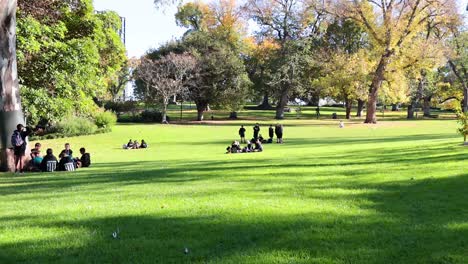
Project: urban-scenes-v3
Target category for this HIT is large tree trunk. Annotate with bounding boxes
[161,98,168,124]
[345,99,352,119]
[463,87,468,113]
[1,0,25,172]
[258,93,272,109]
[423,96,431,117]
[195,102,207,121]
[356,99,364,117]
[407,102,416,119]
[275,88,289,119]
[365,51,393,124]
[448,60,468,113]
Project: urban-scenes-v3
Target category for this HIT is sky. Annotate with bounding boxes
[93,0,186,58]
[94,0,467,58]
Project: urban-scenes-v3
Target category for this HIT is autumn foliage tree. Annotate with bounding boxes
[326,0,459,123]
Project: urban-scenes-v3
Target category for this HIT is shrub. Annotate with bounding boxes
[104,101,139,115]
[56,117,97,137]
[95,111,117,129]
[140,110,170,123]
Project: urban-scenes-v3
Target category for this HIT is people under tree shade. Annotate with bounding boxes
[11,124,32,173]
[269,125,274,141]
[316,106,320,119]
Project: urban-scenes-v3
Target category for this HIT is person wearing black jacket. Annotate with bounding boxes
[238,125,246,143]
[268,125,274,141]
[253,123,260,140]
[40,148,58,172]
[77,148,91,168]
[11,124,32,173]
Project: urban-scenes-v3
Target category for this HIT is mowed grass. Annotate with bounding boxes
[0,118,467,263]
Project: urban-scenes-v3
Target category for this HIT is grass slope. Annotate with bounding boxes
[0,119,467,263]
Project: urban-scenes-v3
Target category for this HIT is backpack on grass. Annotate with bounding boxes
[11,131,24,147]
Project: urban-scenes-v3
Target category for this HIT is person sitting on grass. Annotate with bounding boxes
[132,140,140,149]
[30,142,42,159]
[59,143,73,159]
[226,141,241,154]
[126,139,133,149]
[28,150,43,172]
[231,141,241,153]
[58,143,74,170]
[339,121,345,128]
[76,148,91,168]
[140,140,148,149]
[241,140,255,153]
[254,139,263,152]
[40,148,58,172]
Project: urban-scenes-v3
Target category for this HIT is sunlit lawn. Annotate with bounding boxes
[0,112,467,263]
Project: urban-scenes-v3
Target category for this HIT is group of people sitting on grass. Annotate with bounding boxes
[29,142,91,172]
[226,138,263,154]
[11,124,90,173]
[238,123,284,144]
[123,139,148,149]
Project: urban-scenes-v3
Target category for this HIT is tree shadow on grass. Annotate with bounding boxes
[1,174,468,263]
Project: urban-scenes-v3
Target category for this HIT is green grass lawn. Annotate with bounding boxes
[0,117,467,263]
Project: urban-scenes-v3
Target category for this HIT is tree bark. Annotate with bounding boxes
[345,99,352,119]
[356,99,364,117]
[423,96,431,117]
[196,102,207,121]
[161,98,168,124]
[365,50,393,124]
[258,93,272,109]
[275,88,289,119]
[448,60,468,113]
[1,0,25,172]
[464,87,468,113]
[407,102,415,119]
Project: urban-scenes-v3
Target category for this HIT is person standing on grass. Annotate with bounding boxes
[275,124,284,144]
[11,124,32,173]
[268,125,274,142]
[316,106,320,119]
[253,123,260,140]
[239,125,246,143]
